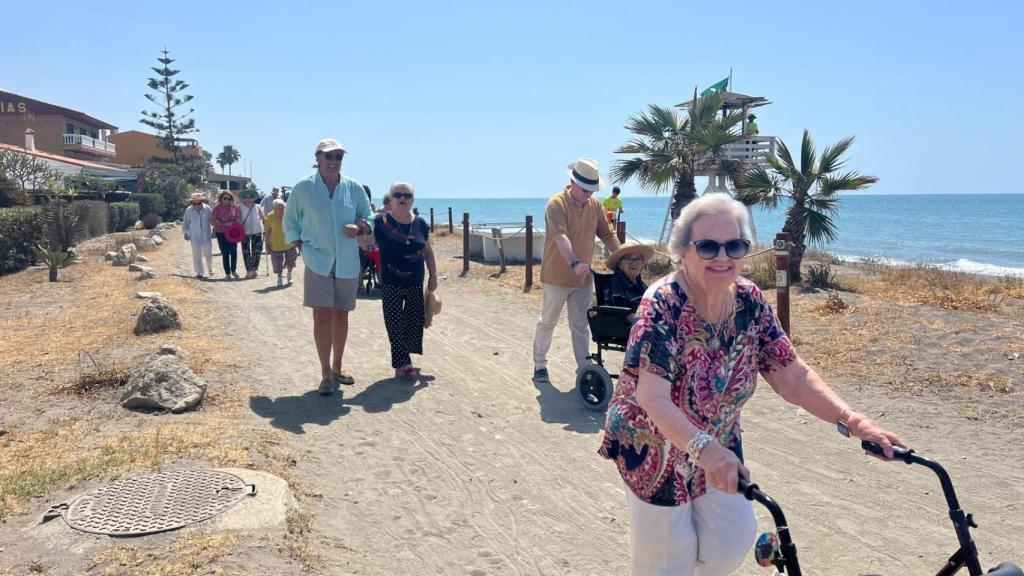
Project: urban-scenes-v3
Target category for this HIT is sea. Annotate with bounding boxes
[409,194,1024,277]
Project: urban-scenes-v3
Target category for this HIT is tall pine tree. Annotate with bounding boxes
[140,48,197,162]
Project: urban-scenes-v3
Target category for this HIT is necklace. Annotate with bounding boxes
[392,214,414,245]
[681,270,733,350]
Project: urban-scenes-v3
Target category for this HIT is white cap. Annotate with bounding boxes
[315,138,345,154]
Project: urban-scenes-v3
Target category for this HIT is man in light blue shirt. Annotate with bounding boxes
[284,138,372,395]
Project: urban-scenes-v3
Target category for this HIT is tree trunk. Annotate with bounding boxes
[670,168,697,221]
[782,214,807,283]
[48,265,58,282]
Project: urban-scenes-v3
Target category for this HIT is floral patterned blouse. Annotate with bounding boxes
[598,275,796,506]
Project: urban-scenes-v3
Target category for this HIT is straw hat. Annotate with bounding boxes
[189,192,206,202]
[566,158,605,192]
[606,242,655,270]
[424,289,442,328]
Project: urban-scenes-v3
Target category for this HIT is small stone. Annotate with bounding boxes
[157,344,188,359]
[111,243,137,266]
[135,291,163,300]
[138,270,157,280]
[135,255,149,262]
[152,235,164,246]
[121,351,205,412]
[134,298,180,335]
[104,251,117,261]
[128,264,154,273]
[136,237,158,251]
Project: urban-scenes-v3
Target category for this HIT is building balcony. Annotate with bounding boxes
[63,133,116,157]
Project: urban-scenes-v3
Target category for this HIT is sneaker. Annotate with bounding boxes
[231,271,240,279]
[532,368,550,383]
[195,273,204,279]
[287,270,293,283]
[277,274,283,287]
[318,378,334,395]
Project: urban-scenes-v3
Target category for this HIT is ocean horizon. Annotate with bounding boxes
[403,193,1024,277]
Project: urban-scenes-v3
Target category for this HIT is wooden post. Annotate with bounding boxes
[774,232,791,335]
[429,208,435,233]
[616,220,626,245]
[524,215,533,292]
[461,212,470,276]
[447,207,453,234]
[492,227,506,274]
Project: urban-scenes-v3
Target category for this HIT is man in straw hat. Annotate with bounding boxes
[284,138,373,395]
[532,158,621,384]
[182,191,214,278]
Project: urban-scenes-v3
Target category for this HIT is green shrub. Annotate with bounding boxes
[0,207,44,275]
[0,176,31,208]
[805,262,837,289]
[132,193,165,222]
[72,200,109,240]
[141,212,161,229]
[108,202,140,233]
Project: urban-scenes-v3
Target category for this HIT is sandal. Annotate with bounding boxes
[332,369,355,386]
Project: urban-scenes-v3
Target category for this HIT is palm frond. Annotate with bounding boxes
[735,167,786,209]
[796,204,839,245]
[817,136,855,175]
[820,171,879,193]
[799,129,817,180]
[773,138,799,175]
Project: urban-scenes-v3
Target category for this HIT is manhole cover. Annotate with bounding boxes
[54,469,256,536]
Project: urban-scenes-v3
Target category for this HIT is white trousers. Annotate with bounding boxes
[190,238,213,276]
[627,486,757,576]
[532,277,593,370]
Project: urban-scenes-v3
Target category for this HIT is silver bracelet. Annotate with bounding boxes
[686,431,716,463]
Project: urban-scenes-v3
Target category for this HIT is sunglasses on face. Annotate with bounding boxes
[392,192,413,200]
[221,196,233,202]
[691,238,751,260]
[320,152,344,161]
[621,255,645,263]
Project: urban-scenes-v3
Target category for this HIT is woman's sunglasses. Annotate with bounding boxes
[321,152,344,161]
[691,238,750,260]
[392,192,413,200]
[220,196,234,202]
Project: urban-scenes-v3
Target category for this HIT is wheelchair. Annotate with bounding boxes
[359,246,381,295]
[574,271,634,412]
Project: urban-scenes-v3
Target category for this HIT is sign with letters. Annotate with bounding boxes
[0,101,28,114]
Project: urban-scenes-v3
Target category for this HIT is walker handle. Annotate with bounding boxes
[861,440,913,462]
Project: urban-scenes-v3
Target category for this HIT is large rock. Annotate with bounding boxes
[151,235,164,246]
[104,251,117,262]
[133,297,181,335]
[111,243,137,266]
[136,237,158,251]
[120,347,205,412]
[148,228,166,239]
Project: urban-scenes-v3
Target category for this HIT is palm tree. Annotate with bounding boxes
[217,145,240,177]
[735,130,878,282]
[611,91,744,222]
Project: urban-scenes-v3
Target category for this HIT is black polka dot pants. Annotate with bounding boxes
[381,284,425,369]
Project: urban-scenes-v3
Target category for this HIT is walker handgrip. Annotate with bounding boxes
[861,440,913,461]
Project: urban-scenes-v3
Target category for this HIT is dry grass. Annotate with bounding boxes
[840,261,1019,313]
[817,291,851,315]
[87,533,238,576]
[0,241,211,372]
[0,419,251,520]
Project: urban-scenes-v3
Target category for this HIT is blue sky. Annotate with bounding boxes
[3,1,1022,198]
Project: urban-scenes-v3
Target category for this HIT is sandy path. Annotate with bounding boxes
[188,240,1023,575]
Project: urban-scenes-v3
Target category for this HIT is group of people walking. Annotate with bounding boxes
[182,186,296,285]
[184,142,907,576]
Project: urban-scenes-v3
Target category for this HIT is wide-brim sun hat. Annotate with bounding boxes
[241,188,259,200]
[315,138,346,155]
[424,289,442,329]
[566,158,605,192]
[189,192,206,202]
[606,242,655,270]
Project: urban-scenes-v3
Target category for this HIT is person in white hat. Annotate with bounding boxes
[531,158,622,384]
[283,137,374,395]
[182,192,214,278]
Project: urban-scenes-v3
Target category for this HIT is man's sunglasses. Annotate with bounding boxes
[392,192,413,200]
[321,152,344,161]
[691,238,751,260]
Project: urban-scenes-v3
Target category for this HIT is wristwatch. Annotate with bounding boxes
[569,258,581,269]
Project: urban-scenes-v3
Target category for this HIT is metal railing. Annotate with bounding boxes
[62,133,116,153]
[722,135,775,166]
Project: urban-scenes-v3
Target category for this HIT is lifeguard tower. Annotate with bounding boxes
[655,88,777,244]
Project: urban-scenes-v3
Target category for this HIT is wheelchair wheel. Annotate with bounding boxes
[575,365,613,412]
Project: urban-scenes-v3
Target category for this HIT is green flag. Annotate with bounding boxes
[700,77,729,96]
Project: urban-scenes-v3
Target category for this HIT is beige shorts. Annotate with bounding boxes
[303,266,358,310]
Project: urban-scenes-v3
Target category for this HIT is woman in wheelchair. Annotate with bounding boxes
[603,242,654,321]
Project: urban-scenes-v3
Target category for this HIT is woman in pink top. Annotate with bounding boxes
[210,191,242,279]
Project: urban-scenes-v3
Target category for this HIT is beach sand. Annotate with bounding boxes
[0,233,1021,575]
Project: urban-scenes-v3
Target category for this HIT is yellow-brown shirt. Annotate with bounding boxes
[541,186,617,288]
